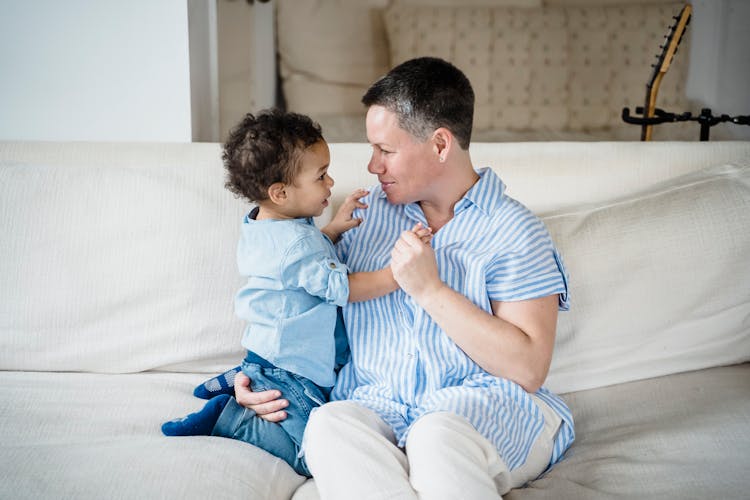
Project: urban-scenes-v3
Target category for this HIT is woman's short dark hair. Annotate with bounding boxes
[361,57,474,149]
[222,109,323,203]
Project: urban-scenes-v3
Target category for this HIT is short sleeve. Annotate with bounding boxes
[486,218,569,310]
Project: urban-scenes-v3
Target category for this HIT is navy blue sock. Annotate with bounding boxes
[193,366,241,399]
[162,394,231,436]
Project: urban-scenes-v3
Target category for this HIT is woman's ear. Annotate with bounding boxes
[267,182,287,205]
[432,127,452,163]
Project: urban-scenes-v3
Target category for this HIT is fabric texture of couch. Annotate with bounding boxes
[1,140,749,499]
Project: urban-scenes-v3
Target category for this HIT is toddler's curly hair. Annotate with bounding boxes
[222,109,324,203]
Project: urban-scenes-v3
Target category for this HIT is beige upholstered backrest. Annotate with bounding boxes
[384,3,688,132]
[276,0,690,140]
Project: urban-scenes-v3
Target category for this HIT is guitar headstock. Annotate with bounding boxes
[647,4,692,89]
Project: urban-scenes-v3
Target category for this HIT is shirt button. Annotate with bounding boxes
[329,262,336,269]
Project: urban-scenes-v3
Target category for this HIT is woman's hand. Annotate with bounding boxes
[234,372,289,422]
[390,223,440,300]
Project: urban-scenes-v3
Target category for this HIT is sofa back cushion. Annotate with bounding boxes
[316,144,750,394]
[0,143,248,373]
[542,162,750,393]
[2,141,749,390]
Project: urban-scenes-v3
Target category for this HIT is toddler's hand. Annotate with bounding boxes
[333,188,369,229]
[411,222,433,245]
[322,188,370,243]
[338,188,369,218]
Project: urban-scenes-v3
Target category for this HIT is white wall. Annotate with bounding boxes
[0,0,192,142]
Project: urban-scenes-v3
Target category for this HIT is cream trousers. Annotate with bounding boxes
[296,397,561,500]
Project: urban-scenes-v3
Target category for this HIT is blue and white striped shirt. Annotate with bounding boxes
[331,168,574,469]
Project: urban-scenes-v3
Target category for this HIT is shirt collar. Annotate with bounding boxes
[461,167,506,217]
[243,206,315,226]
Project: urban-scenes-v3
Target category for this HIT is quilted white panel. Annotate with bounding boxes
[383,2,689,132]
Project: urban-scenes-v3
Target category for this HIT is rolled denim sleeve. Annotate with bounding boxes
[281,236,350,307]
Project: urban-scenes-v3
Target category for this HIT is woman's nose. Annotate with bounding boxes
[367,155,383,174]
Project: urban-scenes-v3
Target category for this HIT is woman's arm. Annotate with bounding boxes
[390,230,558,393]
[234,372,289,422]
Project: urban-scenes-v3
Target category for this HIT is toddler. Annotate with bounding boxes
[161,109,429,476]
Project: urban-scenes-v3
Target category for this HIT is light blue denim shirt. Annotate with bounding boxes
[235,208,350,388]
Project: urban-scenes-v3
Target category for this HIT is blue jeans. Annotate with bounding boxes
[211,352,329,477]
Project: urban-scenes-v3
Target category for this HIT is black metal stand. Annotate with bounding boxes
[622,106,750,141]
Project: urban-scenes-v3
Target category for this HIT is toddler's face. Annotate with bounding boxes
[284,140,334,218]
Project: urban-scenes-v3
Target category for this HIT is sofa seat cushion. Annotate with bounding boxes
[4,366,745,500]
[289,363,750,500]
[0,371,306,499]
[513,363,750,499]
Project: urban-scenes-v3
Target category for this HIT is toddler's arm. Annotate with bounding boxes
[321,188,369,243]
[348,223,432,302]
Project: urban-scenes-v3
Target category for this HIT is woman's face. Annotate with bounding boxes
[365,105,438,205]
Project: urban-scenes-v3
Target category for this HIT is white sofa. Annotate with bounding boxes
[1,140,749,499]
